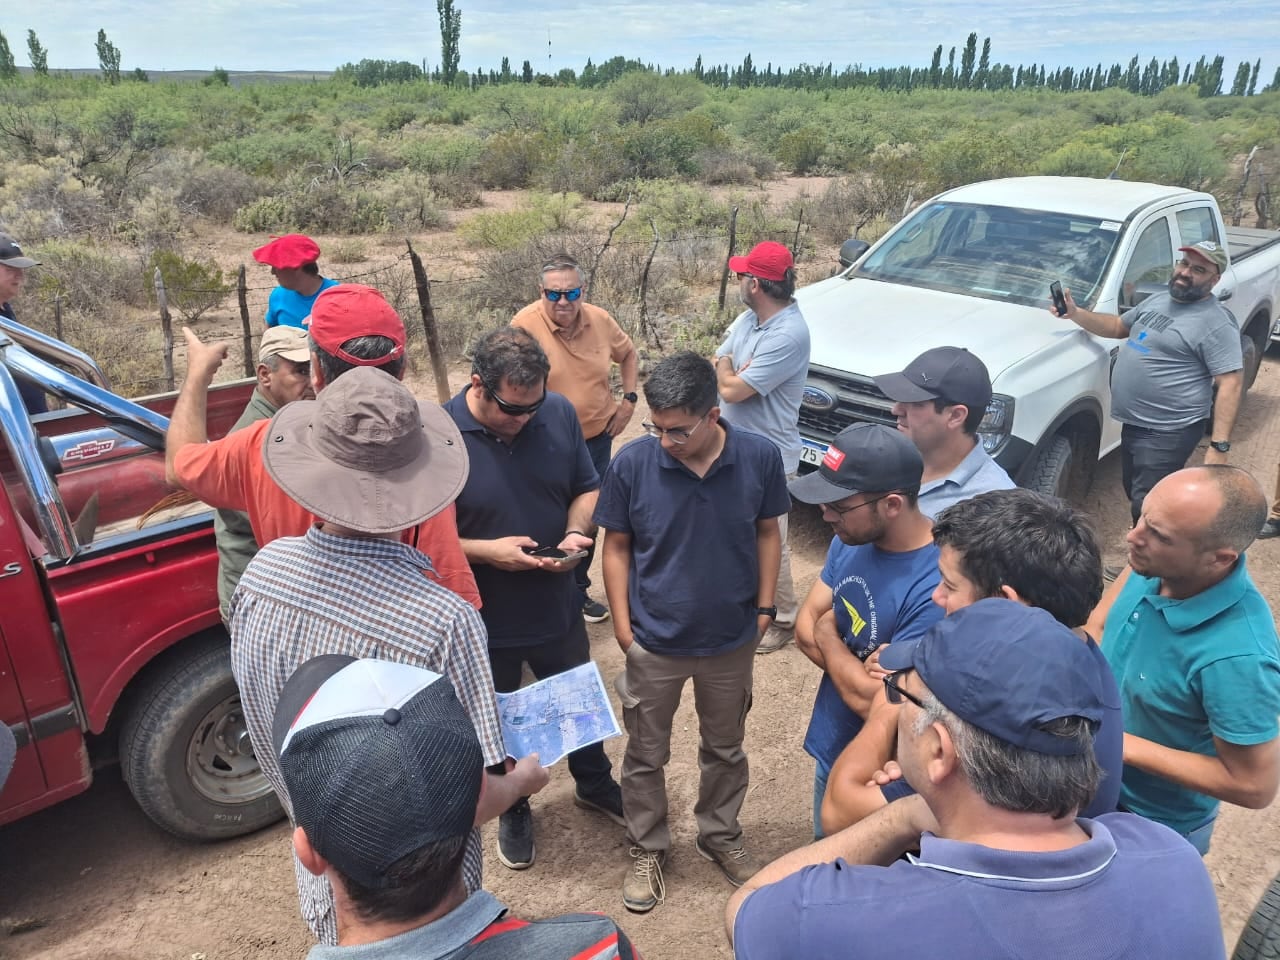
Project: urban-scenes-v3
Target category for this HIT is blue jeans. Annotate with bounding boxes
[812,763,830,840]
[577,432,614,602]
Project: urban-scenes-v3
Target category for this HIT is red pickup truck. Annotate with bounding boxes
[0,317,282,839]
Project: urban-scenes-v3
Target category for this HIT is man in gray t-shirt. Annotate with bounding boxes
[716,241,811,654]
[1055,240,1243,523]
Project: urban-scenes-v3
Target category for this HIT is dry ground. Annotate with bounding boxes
[3,177,1280,957]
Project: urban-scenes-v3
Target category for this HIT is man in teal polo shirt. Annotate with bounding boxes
[1093,464,1280,853]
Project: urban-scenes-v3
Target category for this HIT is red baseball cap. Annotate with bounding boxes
[253,234,321,270]
[727,241,794,282]
[305,285,406,366]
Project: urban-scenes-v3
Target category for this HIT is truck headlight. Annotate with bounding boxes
[978,395,1013,454]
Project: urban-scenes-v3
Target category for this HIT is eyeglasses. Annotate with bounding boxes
[883,671,926,709]
[543,287,583,303]
[481,377,546,417]
[641,414,708,445]
[824,493,893,516]
[1175,258,1217,279]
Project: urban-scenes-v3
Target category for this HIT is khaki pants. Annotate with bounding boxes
[614,637,757,854]
[776,502,798,627]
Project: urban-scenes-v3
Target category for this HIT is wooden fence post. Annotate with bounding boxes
[154,267,174,391]
[237,265,253,377]
[405,240,451,404]
[53,296,63,342]
[793,206,805,258]
[636,218,664,351]
[718,205,739,312]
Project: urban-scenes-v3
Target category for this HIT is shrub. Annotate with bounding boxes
[147,249,232,322]
[28,237,149,313]
[326,238,370,264]
[477,130,551,189]
[776,126,828,175]
[457,192,587,250]
[0,158,112,241]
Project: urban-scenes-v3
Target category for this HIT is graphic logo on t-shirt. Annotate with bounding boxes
[841,595,867,637]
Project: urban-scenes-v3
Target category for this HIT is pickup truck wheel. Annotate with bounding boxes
[1025,433,1073,500]
[119,639,282,841]
[1233,870,1280,959]
[1241,327,1264,391]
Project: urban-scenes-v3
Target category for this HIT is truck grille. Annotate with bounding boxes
[797,367,897,445]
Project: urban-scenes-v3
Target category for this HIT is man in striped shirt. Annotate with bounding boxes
[229,367,548,945]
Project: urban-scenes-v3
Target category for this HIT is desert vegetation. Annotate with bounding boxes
[0,53,1277,393]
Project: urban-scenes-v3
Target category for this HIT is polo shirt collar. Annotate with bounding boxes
[537,300,591,337]
[303,524,436,575]
[909,818,1118,884]
[248,388,279,421]
[306,890,507,960]
[923,439,985,493]
[1140,555,1252,632]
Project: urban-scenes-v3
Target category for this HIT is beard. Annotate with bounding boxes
[1168,275,1214,303]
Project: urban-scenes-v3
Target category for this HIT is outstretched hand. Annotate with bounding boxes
[181,327,229,382]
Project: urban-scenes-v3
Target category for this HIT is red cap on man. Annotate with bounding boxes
[253,234,321,270]
[728,241,794,282]
[305,285,406,367]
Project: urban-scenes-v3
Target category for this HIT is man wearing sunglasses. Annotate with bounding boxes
[444,326,623,872]
[715,241,811,656]
[1053,239,1243,528]
[787,423,943,839]
[727,601,1225,960]
[513,253,639,625]
[594,352,789,913]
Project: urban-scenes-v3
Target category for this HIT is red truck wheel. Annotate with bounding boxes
[119,636,283,841]
[1235,871,1280,959]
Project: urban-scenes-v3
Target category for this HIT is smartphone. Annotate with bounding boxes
[1049,281,1068,316]
[523,545,588,563]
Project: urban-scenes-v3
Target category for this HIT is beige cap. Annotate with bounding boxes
[259,326,312,364]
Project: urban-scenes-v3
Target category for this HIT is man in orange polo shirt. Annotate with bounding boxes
[513,253,638,623]
[165,284,479,608]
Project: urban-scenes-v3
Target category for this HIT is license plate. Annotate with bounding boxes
[799,440,827,466]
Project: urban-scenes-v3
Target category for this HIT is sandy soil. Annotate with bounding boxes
[4,177,1280,958]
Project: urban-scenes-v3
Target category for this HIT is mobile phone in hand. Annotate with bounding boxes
[523,545,588,563]
[1050,281,1068,316]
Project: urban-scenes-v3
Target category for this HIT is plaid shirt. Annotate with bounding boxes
[229,525,504,945]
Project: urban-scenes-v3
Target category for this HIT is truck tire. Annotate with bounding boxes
[1241,324,1265,391]
[1025,433,1073,500]
[1233,871,1280,959]
[119,638,282,841]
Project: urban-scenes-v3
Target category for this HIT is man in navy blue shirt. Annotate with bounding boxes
[444,327,622,873]
[727,602,1226,960]
[787,423,943,838]
[594,351,789,913]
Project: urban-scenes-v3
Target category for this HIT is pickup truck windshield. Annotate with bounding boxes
[854,201,1119,308]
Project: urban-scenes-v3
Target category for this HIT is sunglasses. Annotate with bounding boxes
[883,670,926,709]
[543,287,583,303]
[481,377,546,417]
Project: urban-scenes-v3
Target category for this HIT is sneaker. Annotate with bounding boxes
[695,836,761,887]
[1260,518,1280,540]
[756,623,793,655]
[574,784,626,826]
[583,596,611,623]
[497,798,535,870]
[622,846,666,913]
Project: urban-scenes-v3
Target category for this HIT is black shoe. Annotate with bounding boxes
[497,798,535,870]
[582,597,610,623]
[574,783,625,826]
[1260,519,1280,540]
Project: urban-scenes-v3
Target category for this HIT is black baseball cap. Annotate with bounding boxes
[788,422,924,505]
[0,234,39,269]
[873,346,993,414]
[879,599,1106,756]
[274,656,483,888]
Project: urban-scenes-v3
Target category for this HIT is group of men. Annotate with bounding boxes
[152,234,1280,958]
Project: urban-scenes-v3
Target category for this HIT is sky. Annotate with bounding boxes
[8,0,1280,84]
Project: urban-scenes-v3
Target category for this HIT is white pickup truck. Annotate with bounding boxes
[794,176,1280,498]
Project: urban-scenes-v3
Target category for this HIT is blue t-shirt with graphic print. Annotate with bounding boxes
[803,538,943,773]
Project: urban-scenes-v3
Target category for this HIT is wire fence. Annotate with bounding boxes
[22,211,849,399]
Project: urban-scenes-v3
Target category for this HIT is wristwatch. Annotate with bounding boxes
[1210,440,1231,453]
[622,391,638,404]
[755,606,778,620]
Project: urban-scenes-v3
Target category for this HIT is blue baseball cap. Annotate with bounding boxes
[878,599,1105,756]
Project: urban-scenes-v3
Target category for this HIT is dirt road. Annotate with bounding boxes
[4,359,1280,959]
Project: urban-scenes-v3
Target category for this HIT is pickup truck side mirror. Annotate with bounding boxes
[838,239,871,269]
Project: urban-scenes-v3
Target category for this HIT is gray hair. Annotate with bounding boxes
[914,694,1100,819]
[310,335,405,383]
[540,252,584,287]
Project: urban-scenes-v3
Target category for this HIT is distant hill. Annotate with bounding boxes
[20,67,333,85]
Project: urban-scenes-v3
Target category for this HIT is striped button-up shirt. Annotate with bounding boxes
[229,525,504,945]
